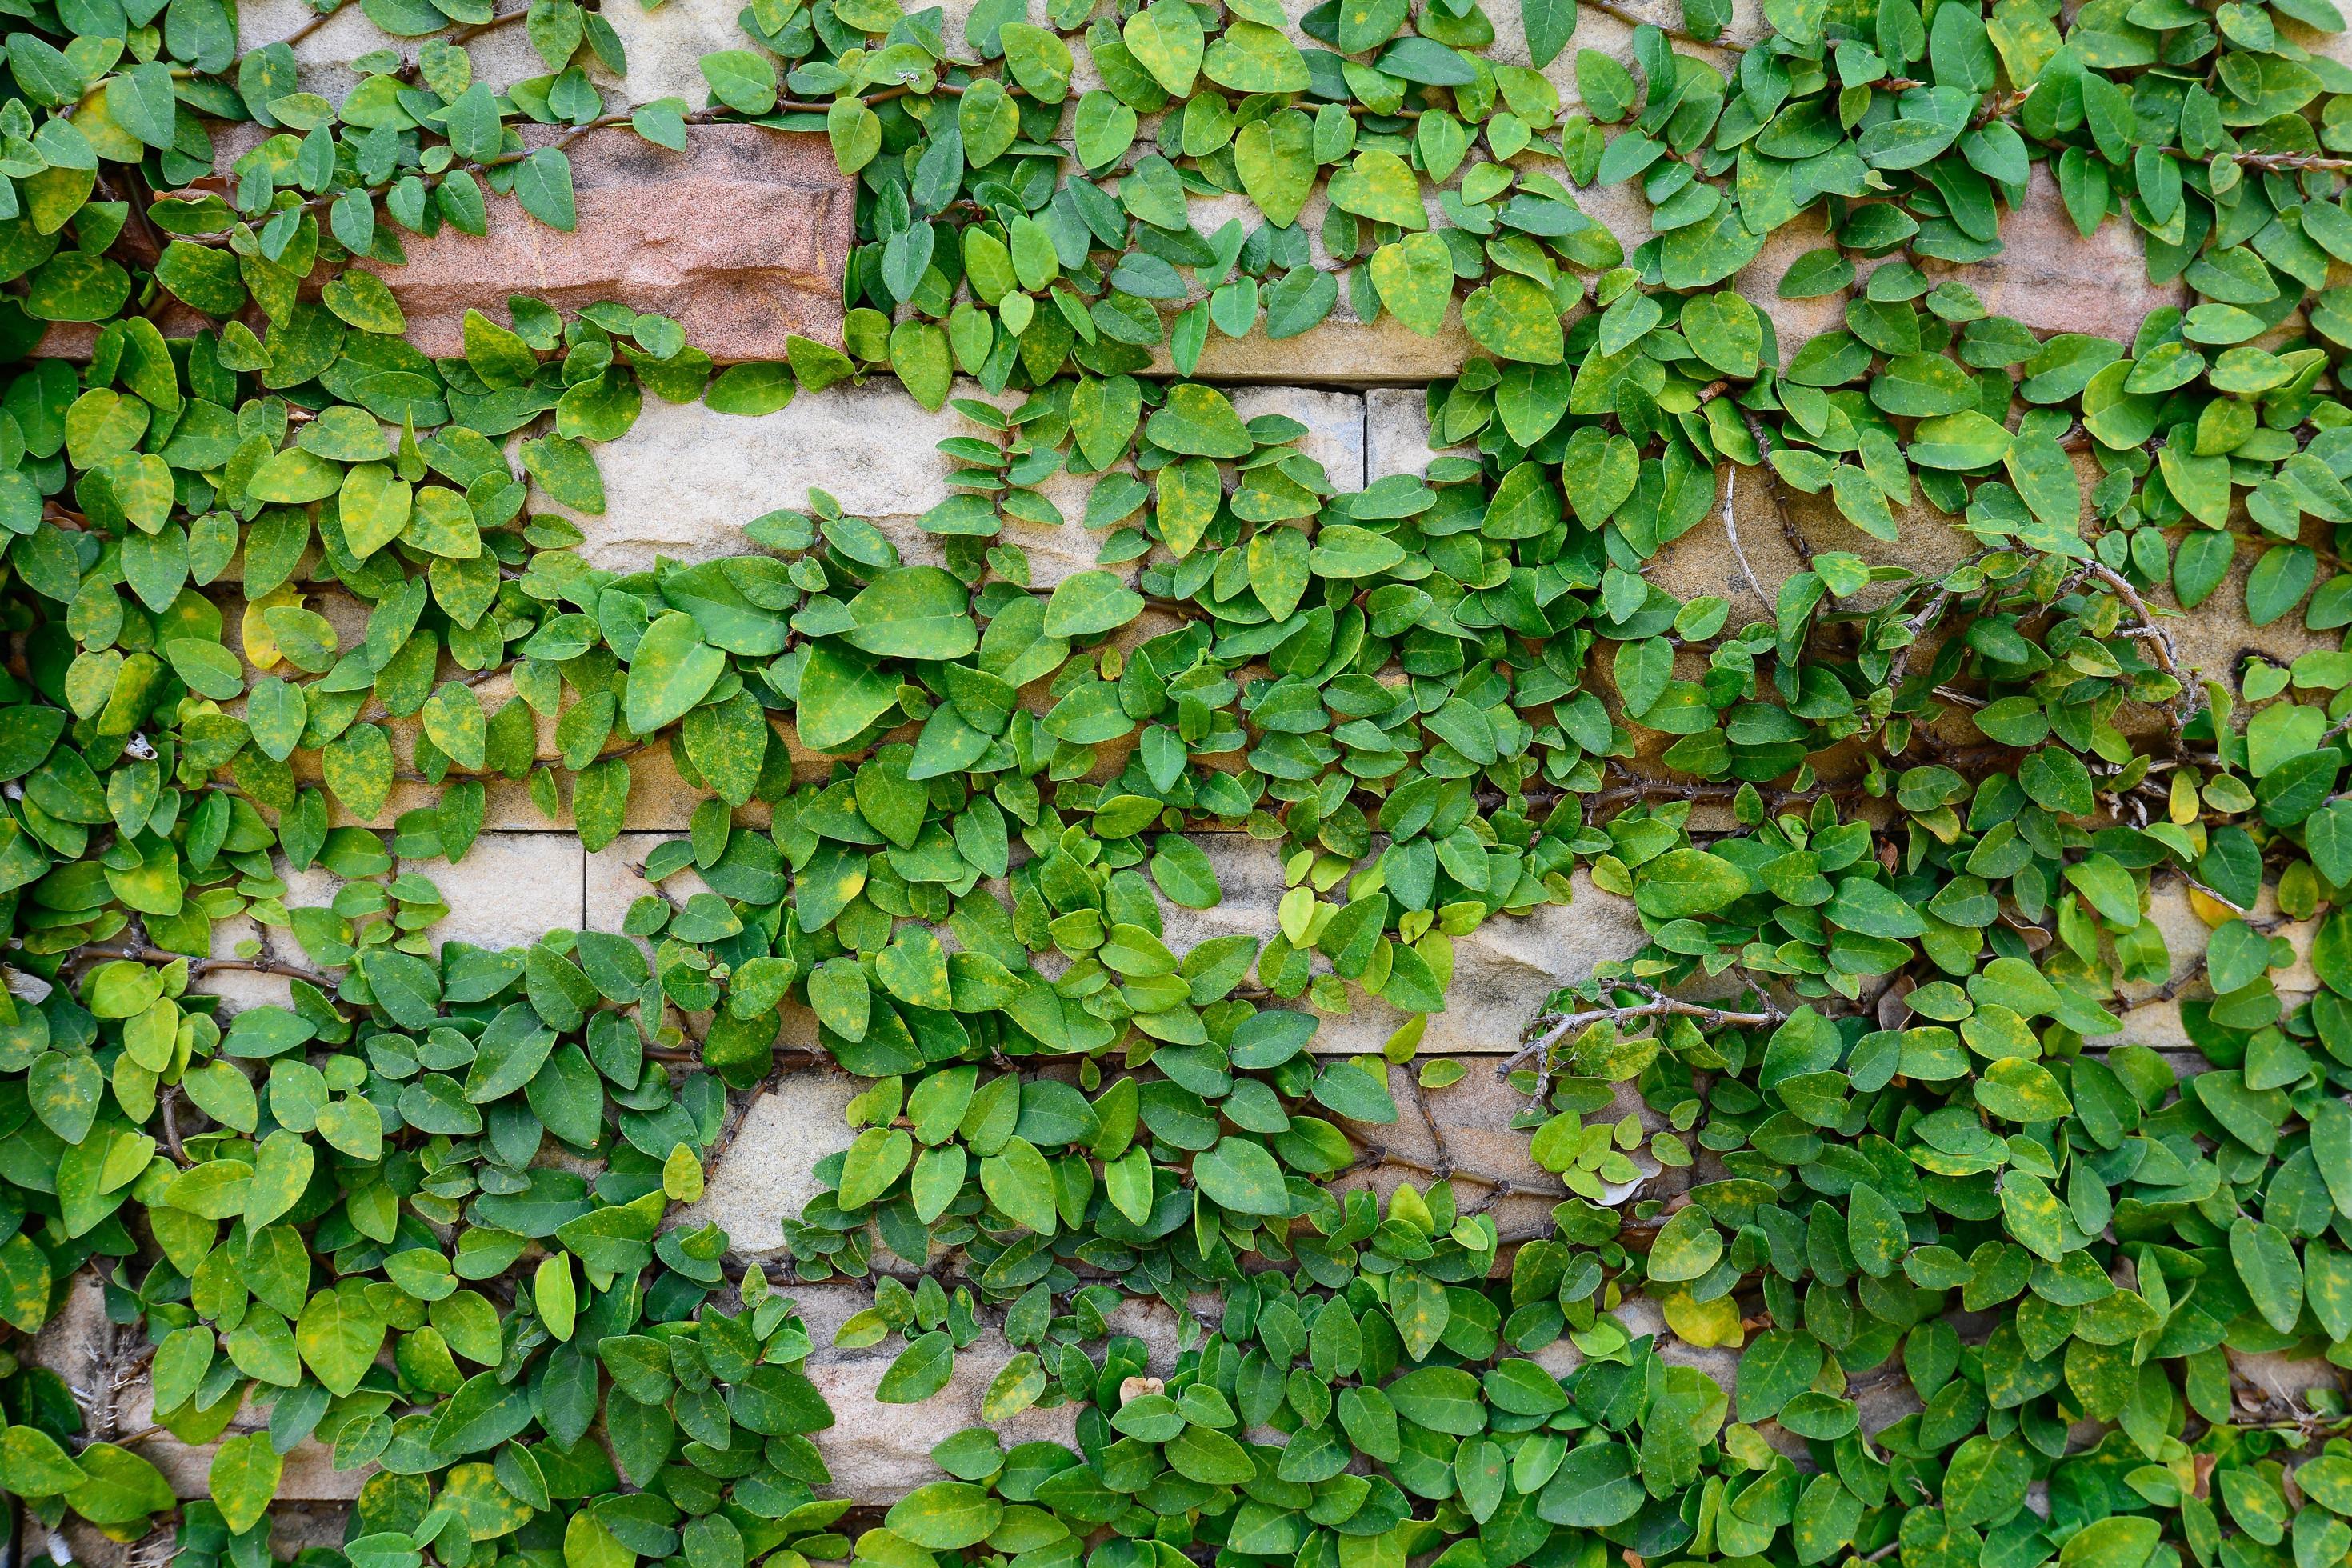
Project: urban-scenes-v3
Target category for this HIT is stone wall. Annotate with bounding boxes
[38,0,2351,1546]
[137,197,2325,1546]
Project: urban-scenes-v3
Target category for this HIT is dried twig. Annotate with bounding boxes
[1717,462,1771,613]
[1499,986,1785,1088]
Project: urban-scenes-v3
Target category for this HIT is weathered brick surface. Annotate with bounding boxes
[361,126,851,362]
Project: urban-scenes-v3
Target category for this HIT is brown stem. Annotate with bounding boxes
[69,945,337,986]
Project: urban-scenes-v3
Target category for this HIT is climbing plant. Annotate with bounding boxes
[12,4,2352,1568]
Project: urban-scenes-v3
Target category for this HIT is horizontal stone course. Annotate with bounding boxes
[538,378,1366,575]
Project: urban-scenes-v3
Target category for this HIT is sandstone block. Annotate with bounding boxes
[362,126,851,364]
[1921,164,2189,346]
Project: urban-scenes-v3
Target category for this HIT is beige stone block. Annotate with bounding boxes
[682,1067,858,1262]
[586,830,714,932]
[1922,164,2190,346]
[2088,881,2321,1054]
[789,1283,1186,1499]
[361,126,851,364]
[194,855,344,1016]
[1365,385,1454,482]
[27,1274,361,1502]
[1328,1058,1664,1238]
[1231,385,1367,490]
[2165,525,2341,694]
[398,829,586,948]
[547,378,1363,578]
[1735,208,1850,359]
[237,0,597,110]
[1157,836,1647,1053]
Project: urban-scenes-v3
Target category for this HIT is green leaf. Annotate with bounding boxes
[979,1136,1059,1234]
[1974,1057,2071,1122]
[2233,1216,2306,1333]
[1523,0,1575,64]
[2,1424,88,1494]
[876,1330,956,1402]
[2060,1517,2161,1568]
[1462,274,1564,364]
[513,147,578,230]
[297,1282,388,1397]
[1327,150,1427,230]
[846,567,978,660]
[888,1482,1005,1550]
[208,1430,283,1536]
[1634,848,1750,919]
[1648,1207,1723,1281]
[1194,1135,1290,1215]
[1043,569,1146,637]
[1234,109,1314,227]
[1370,232,1454,338]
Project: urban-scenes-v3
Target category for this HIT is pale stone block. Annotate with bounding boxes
[1327,1058,1660,1238]
[236,0,593,110]
[598,0,763,106]
[397,830,585,948]
[1231,385,1366,490]
[1365,386,1451,481]
[195,856,344,1015]
[790,1283,1186,1499]
[683,1068,858,1262]
[547,378,1364,578]
[2087,882,2322,1054]
[1158,836,1647,1054]
[586,830,714,934]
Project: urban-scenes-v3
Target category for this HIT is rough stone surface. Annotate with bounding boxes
[1156,836,1648,1054]
[1326,1059,1662,1235]
[362,126,852,362]
[587,830,714,934]
[237,0,612,106]
[681,1067,858,1261]
[541,378,1364,574]
[399,830,587,950]
[787,1284,1187,1499]
[2088,880,2320,1054]
[1919,166,2190,345]
[30,1276,358,1503]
